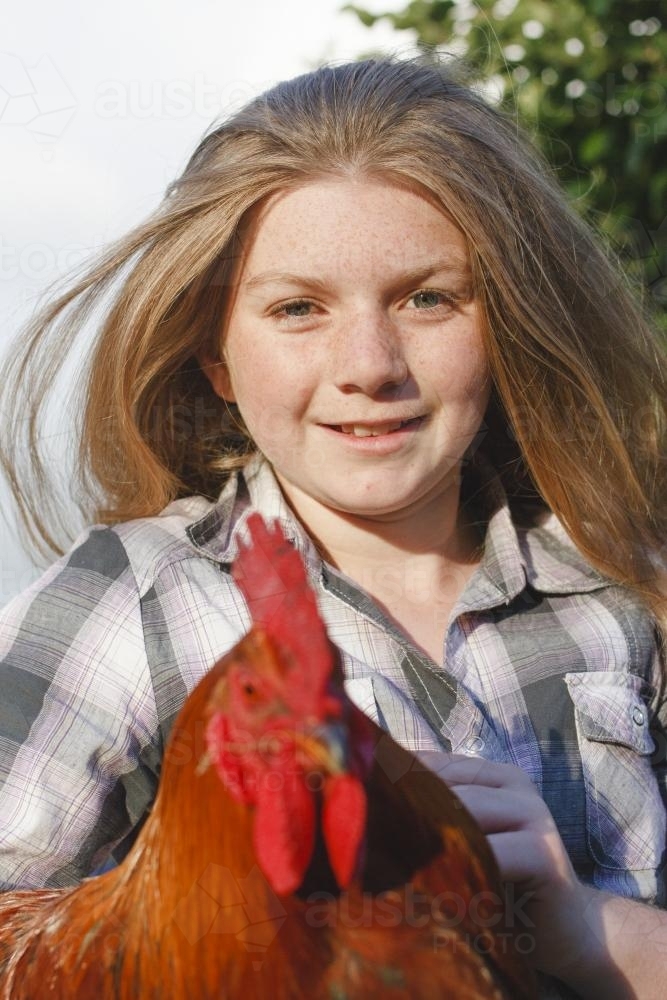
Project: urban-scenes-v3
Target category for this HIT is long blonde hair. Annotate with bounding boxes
[1,56,665,619]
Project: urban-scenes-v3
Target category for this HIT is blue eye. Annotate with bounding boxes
[277,299,313,317]
[411,290,450,309]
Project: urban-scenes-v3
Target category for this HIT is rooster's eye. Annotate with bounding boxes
[235,666,261,700]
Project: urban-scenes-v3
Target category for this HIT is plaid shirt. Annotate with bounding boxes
[1,454,665,918]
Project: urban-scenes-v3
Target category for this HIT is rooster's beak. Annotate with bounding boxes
[292,721,349,777]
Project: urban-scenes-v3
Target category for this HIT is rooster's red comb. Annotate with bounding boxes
[233,513,334,703]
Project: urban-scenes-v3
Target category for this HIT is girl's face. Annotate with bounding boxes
[204,177,490,528]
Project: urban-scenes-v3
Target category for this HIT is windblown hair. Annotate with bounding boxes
[1,56,665,620]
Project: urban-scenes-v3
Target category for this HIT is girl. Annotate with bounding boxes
[0,56,665,997]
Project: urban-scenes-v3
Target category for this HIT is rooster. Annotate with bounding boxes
[0,514,536,999]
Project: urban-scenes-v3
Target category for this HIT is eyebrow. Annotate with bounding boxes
[242,258,472,292]
[243,271,329,292]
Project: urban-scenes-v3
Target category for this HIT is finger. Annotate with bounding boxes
[451,784,543,834]
[486,829,573,888]
[419,751,534,791]
[486,830,548,884]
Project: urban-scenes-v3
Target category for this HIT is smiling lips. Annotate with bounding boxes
[327,417,423,437]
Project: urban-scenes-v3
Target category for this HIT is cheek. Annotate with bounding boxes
[464,357,492,406]
[455,331,490,397]
[423,338,490,407]
[225,342,312,451]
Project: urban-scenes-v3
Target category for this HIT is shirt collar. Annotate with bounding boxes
[186,453,323,582]
[456,455,609,614]
[186,452,610,607]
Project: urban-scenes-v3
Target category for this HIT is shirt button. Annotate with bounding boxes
[632,706,645,726]
[463,736,485,754]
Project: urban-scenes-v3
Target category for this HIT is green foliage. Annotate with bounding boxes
[343,0,667,322]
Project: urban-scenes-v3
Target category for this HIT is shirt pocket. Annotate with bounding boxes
[565,671,665,872]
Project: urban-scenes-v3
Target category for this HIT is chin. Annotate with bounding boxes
[325,492,429,520]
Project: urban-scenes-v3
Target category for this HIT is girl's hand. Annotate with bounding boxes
[427,754,588,978]
[419,752,666,998]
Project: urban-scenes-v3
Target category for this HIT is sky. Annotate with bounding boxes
[0,0,415,604]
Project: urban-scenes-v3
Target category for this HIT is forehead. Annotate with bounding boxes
[234,176,470,277]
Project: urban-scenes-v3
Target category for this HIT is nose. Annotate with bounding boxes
[333,308,409,396]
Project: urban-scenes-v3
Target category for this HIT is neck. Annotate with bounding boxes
[275,470,483,581]
[274,470,484,661]
[95,660,267,997]
[126,655,258,914]
[142,661,258,898]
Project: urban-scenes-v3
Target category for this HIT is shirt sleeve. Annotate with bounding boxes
[0,526,161,889]
[649,632,667,830]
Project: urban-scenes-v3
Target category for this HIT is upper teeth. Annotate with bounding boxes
[340,422,405,437]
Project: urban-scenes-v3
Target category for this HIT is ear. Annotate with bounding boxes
[197,349,236,402]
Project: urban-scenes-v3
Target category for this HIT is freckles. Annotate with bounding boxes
[234,375,310,461]
[222,335,254,380]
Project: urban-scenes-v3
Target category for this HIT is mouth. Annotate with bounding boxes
[325,416,424,437]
